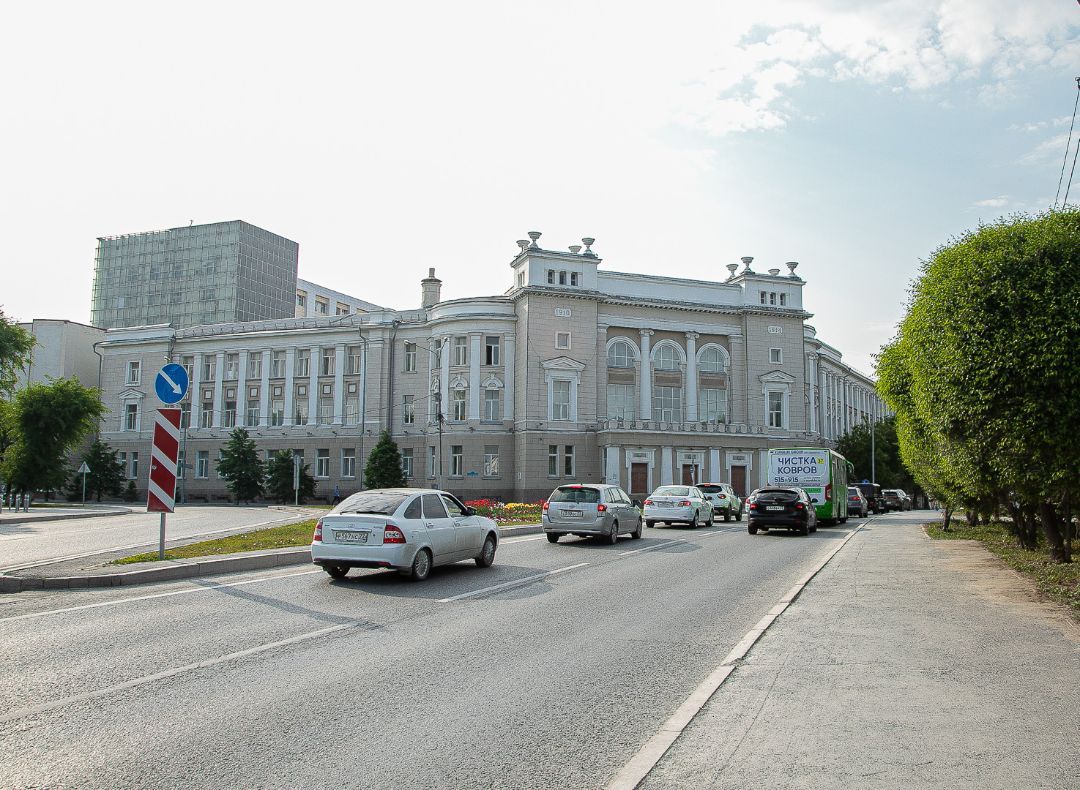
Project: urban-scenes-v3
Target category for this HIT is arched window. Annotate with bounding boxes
[607,340,634,368]
[699,346,726,374]
[655,344,680,371]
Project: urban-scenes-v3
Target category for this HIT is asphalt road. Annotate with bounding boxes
[0,506,313,572]
[0,518,859,788]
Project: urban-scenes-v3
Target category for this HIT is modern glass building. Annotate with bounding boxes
[91,220,300,329]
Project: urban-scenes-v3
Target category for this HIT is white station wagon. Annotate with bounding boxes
[311,488,499,581]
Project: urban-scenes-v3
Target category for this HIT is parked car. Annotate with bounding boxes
[311,488,499,581]
[896,490,913,510]
[697,482,743,521]
[747,487,818,535]
[643,485,714,528]
[882,489,904,511]
[543,484,642,544]
[854,482,884,514]
[847,486,869,518]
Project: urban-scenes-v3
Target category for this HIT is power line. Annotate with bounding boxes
[1055,77,1080,209]
[1065,137,1080,208]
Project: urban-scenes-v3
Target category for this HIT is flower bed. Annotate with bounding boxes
[464,499,544,525]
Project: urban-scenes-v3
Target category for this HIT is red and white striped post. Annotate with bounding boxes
[148,408,181,559]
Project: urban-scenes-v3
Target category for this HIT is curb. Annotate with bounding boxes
[0,524,545,594]
[0,508,132,526]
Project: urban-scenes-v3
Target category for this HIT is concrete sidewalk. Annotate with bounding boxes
[0,504,132,524]
[642,513,1080,789]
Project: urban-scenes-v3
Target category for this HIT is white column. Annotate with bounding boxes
[190,352,203,429]
[428,338,438,422]
[808,354,817,435]
[236,351,248,428]
[660,446,674,485]
[605,446,621,487]
[639,329,654,421]
[685,332,699,422]
[468,333,482,420]
[503,334,515,422]
[597,326,609,419]
[440,336,450,418]
[284,348,296,427]
[709,448,721,481]
[212,351,225,428]
[259,350,270,427]
[333,344,345,425]
[308,345,319,425]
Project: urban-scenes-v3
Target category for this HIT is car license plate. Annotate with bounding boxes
[766,505,785,511]
[563,510,582,518]
[334,530,368,543]
[658,501,673,507]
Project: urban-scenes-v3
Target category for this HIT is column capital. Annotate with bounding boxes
[639,328,655,338]
[684,331,700,341]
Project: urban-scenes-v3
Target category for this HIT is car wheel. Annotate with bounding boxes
[403,548,432,581]
[723,508,731,522]
[689,513,698,529]
[607,521,619,545]
[798,522,809,536]
[546,532,560,543]
[324,564,348,580]
[646,520,657,528]
[810,523,818,533]
[748,525,758,535]
[631,517,642,539]
[475,535,496,568]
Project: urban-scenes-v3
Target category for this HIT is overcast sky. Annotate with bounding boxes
[2,1,1076,375]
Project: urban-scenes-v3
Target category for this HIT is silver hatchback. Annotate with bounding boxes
[543,484,643,544]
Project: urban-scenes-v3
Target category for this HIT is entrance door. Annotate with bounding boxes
[681,464,697,485]
[731,465,747,498]
[630,463,649,497]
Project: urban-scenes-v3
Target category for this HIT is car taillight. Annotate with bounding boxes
[795,502,805,510]
[597,504,607,512]
[542,501,550,511]
[644,499,653,506]
[718,493,727,499]
[749,502,758,510]
[824,484,832,502]
[678,500,691,507]
[383,525,406,544]
[313,519,323,541]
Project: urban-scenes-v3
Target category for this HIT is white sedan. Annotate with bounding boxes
[311,488,499,581]
[643,485,714,528]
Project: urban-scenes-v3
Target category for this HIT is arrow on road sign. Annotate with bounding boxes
[160,370,181,394]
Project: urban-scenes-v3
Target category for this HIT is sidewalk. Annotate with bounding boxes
[642,514,1080,789]
[0,504,132,524]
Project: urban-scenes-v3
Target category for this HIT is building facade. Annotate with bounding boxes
[97,233,887,502]
[294,279,382,319]
[90,220,300,329]
[15,319,105,390]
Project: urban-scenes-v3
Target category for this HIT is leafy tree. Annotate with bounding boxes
[364,431,406,489]
[217,428,265,503]
[66,440,125,502]
[0,310,35,397]
[878,209,1079,561]
[123,479,138,502]
[1,378,104,495]
[265,450,316,505]
[835,416,915,492]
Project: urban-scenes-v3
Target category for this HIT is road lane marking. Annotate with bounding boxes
[437,562,588,603]
[0,621,356,725]
[606,525,865,790]
[0,569,324,623]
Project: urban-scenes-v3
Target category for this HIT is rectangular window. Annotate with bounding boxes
[428,445,437,479]
[180,355,194,381]
[345,396,359,425]
[654,386,683,423]
[558,271,567,285]
[177,449,185,479]
[484,388,501,421]
[117,452,126,478]
[547,270,555,284]
[700,388,727,423]
[760,291,767,305]
[552,380,571,420]
[202,357,216,381]
[548,445,559,477]
[295,350,310,378]
[555,331,571,350]
[347,346,362,375]
[779,293,787,306]
[180,401,191,429]
[124,403,138,431]
[403,395,415,425]
[224,353,239,380]
[196,450,209,479]
[563,445,575,477]
[247,354,262,379]
[296,291,307,308]
[315,298,329,315]
[769,348,783,364]
[607,384,635,420]
[295,399,309,426]
[451,389,467,421]
[484,445,499,477]
[126,360,140,385]
[570,272,579,286]
[223,401,237,428]
[271,351,286,378]
[246,400,260,426]
[316,449,330,478]
[404,342,417,372]
[341,448,356,478]
[336,303,349,316]
[453,336,468,366]
[321,348,335,376]
[317,398,333,424]
[200,401,213,428]
[484,336,500,366]
[769,391,784,428]
[769,292,776,305]
[270,399,284,426]
[450,445,463,477]
[402,448,414,479]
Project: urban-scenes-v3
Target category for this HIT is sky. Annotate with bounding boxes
[1,0,1077,375]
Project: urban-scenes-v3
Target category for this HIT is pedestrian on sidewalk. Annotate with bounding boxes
[332,485,341,506]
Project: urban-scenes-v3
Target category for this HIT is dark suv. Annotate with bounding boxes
[747,487,818,536]
[855,483,884,514]
[882,489,904,511]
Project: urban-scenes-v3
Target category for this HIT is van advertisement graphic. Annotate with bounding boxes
[767,450,829,486]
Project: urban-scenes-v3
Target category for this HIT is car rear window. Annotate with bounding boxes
[756,489,800,503]
[550,486,601,504]
[654,486,690,497]
[333,491,409,515]
[698,485,723,494]
[848,487,860,495]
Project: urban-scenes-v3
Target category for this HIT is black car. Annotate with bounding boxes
[855,482,884,514]
[882,489,904,511]
[747,487,818,536]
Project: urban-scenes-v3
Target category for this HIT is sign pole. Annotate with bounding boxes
[159,512,166,560]
[293,453,300,507]
[81,470,87,506]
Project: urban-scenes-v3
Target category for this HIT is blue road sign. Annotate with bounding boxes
[155,363,189,404]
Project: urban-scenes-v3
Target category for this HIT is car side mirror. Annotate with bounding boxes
[463,507,474,516]
[632,499,643,509]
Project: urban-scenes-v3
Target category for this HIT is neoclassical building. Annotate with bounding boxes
[97,233,886,502]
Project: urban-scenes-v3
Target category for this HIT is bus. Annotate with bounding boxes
[766,448,852,525]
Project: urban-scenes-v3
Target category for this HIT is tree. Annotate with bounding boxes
[216,428,264,503]
[878,210,1080,561]
[1,378,104,495]
[835,416,915,492]
[66,440,125,502]
[265,450,316,505]
[0,310,35,397]
[364,431,406,489]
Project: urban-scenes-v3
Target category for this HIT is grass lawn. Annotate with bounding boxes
[926,519,1080,619]
[114,519,317,564]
